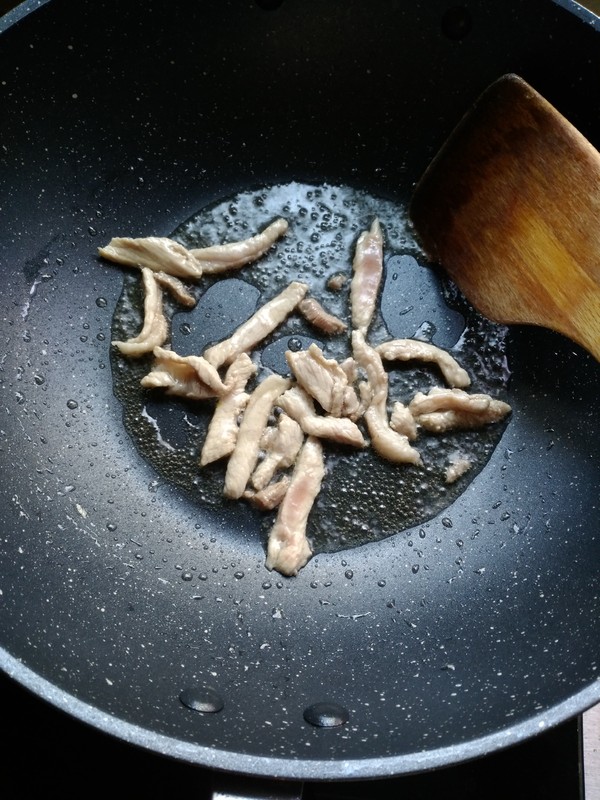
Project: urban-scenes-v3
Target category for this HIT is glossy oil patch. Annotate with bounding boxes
[110,182,510,554]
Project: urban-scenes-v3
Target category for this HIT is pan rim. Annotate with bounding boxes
[2,647,599,780]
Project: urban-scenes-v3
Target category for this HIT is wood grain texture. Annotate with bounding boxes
[410,74,600,360]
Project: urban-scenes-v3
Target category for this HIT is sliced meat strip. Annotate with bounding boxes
[350,217,383,335]
[140,346,227,400]
[326,272,347,292]
[352,331,422,465]
[376,339,471,389]
[251,413,304,491]
[99,236,203,279]
[389,401,418,441]
[445,456,473,484]
[203,281,309,368]
[265,435,324,577]
[244,477,291,511]
[199,353,257,466]
[223,374,291,499]
[409,387,512,433]
[189,218,289,274]
[278,385,366,449]
[298,296,347,335]
[154,271,197,307]
[112,268,168,356]
[285,343,360,419]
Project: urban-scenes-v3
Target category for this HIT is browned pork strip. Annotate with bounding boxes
[244,477,291,511]
[251,413,304,491]
[327,272,347,292]
[265,435,324,576]
[112,268,168,356]
[298,296,347,335]
[278,385,366,448]
[350,218,383,335]
[223,374,291,499]
[190,218,289,274]
[154,271,197,307]
[409,387,512,433]
[285,343,360,419]
[352,331,422,465]
[99,236,203,279]
[140,346,227,400]
[199,353,257,466]
[204,281,309,369]
[376,339,471,389]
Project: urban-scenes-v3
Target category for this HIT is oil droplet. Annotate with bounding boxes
[95,297,107,308]
[179,687,224,714]
[66,399,78,409]
[288,336,303,352]
[181,572,193,581]
[344,569,354,580]
[412,564,420,574]
[33,374,45,385]
[106,522,117,531]
[233,571,244,580]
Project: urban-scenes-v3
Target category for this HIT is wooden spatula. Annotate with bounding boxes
[409,73,600,361]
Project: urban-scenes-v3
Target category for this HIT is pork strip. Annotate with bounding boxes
[278,385,366,448]
[154,271,197,307]
[409,387,512,433]
[141,346,227,400]
[389,401,418,441]
[112,268,168,356]
[298,296,347,335]
[223,374,291,499]
[285,343,360,419]
[376,339,471,389]
[199,353,257,466]
[190,218,289,274]
[99,236,203,279]
[244,477,291,511]
[203,281,309,369]
[352,331,422,465]
[350,217,383,335]
[251,413,304,491]
[265,436,324,577]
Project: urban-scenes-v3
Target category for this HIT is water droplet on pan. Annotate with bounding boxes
[179,687,224,714]
[303,701,349,728]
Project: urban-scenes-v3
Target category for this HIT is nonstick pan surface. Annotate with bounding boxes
[0,0,599,781]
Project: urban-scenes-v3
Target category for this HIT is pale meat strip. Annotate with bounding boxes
[285,343,360,419]
[265,436,324,577]
[99,236,203,279]
[189,218,288,274]
[244,477,291,511]
[376,339,471,389]
[140,346,227,400]
[389,401,418,441]
[154,271,197,307]
[298,296,347,335]
[445,456,473,484]
[112,268,168,356]
[409,387,512,433]
[199,353,257,466]
[350,217,383,335]
[203,281,309,369]
[223,374,291,499]
[278,385,366,449]
[352,331,422,465]
[251,413,304,491]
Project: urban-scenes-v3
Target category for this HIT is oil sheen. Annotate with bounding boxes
[110,182,511,554]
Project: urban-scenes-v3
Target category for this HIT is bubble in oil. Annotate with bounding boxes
[109,182,510,557]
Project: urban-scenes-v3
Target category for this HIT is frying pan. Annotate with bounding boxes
[1,0,599,790]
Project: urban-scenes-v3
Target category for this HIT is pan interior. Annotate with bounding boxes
[109,181,511,557]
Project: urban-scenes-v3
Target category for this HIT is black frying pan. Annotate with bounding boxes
[0,0,599,788]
